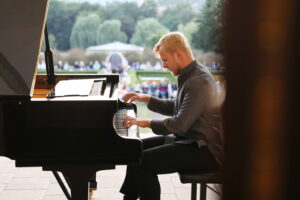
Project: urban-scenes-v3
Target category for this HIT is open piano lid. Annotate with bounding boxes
[0,0,49,100]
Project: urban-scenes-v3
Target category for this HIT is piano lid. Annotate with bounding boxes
[0,0,49,97]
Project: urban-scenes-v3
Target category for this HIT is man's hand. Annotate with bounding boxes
[123,92,151,104]
[123,116,151,128]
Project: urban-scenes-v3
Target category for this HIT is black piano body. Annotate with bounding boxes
[1,74,141,167]
[0,1,142,200]
[1,74,142,200]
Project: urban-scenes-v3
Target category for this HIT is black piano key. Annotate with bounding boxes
[113,108,138,137]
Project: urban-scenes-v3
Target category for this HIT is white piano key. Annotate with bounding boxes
[113,108,139,139]
[127,109,138,138]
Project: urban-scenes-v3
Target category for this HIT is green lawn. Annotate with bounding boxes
[136,102,167,134]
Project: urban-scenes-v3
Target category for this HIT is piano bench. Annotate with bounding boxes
[178,171,222,200]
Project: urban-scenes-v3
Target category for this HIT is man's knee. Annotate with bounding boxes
[142,136,165,150]
[140,149,158,172]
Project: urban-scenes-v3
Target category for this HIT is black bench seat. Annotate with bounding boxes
[178,171,222,200]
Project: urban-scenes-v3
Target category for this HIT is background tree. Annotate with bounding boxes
[177,21,198,45]
[192,0,224,52]
[85,52,107,65]
[130,18,169,47]
[159,3,195,31]
[97,20,128,44]
[124,48,157,66]
[70,13,101,49]
[147,32,167,48]
[158,0,201,5]
[47,1,77,50]
[102,2,139,42]
[41,34,57,51]
[46,0,212,51]
[47,0,101,50]
[138,0,158,19]
[49,34,58,50]
[65,48,86,66]
[78,2,100,16]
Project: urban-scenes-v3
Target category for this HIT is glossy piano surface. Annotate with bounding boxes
[0,1,142,199]
[1,74,142,166]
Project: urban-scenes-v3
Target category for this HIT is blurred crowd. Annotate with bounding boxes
[37,52,224,99]
[120,80,178,100]
[38,59,223,72]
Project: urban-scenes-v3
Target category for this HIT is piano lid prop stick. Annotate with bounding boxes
[44,24,56,85]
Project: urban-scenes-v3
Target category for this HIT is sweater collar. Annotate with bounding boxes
[178,60,197,84]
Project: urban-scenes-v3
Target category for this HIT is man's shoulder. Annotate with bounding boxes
[184,76,210,93]
[189,66,213,83]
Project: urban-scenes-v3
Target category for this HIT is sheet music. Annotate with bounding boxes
[54,79,94,96]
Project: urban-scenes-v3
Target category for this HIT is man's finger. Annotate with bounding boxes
[123,93,134,102]
[125,95,134,103]
[128,96,137,103]
[123,120,130,127]
[124,116,135,121]
[123,95,131,103]
[124,121,132,128]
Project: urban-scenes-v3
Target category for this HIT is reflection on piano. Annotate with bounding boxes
[0,51,29,94]
[0,1,142,200]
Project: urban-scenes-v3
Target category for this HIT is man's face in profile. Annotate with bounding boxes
[158,49,180,76]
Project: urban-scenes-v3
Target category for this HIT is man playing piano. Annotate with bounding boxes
[121,32,223,200]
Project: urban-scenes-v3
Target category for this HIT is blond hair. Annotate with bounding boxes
[153,32,194,59]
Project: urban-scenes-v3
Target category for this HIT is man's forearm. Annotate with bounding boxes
[123,92,151,104]
[140,94,151,104]
[136,119,151,128]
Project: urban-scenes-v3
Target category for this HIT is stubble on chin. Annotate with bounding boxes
[170,71,178,76]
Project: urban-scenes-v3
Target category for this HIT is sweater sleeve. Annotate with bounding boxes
[147,96,175,116]
[150,79,211,136]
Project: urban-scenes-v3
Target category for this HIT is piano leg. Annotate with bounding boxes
[43,165,114,200]
[52,171,71,200]
[89,173,97,198]
[67,175,89,200]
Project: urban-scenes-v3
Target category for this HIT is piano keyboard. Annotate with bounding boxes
[113,108,139,138]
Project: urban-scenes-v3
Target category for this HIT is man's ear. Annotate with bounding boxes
[174,50,183,60]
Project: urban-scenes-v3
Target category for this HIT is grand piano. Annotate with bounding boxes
[0,1,142,200]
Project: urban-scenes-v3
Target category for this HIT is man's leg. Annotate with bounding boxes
[120,136,166,199]
[121,139,218,200]
[138,143,218,200]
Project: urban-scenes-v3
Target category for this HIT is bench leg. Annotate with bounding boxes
[191,183,197,200]
[200,183,207,200]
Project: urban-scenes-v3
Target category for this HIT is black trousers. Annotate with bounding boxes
[120,135,218,200]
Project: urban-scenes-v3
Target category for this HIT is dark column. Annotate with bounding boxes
[223,0,299,200]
